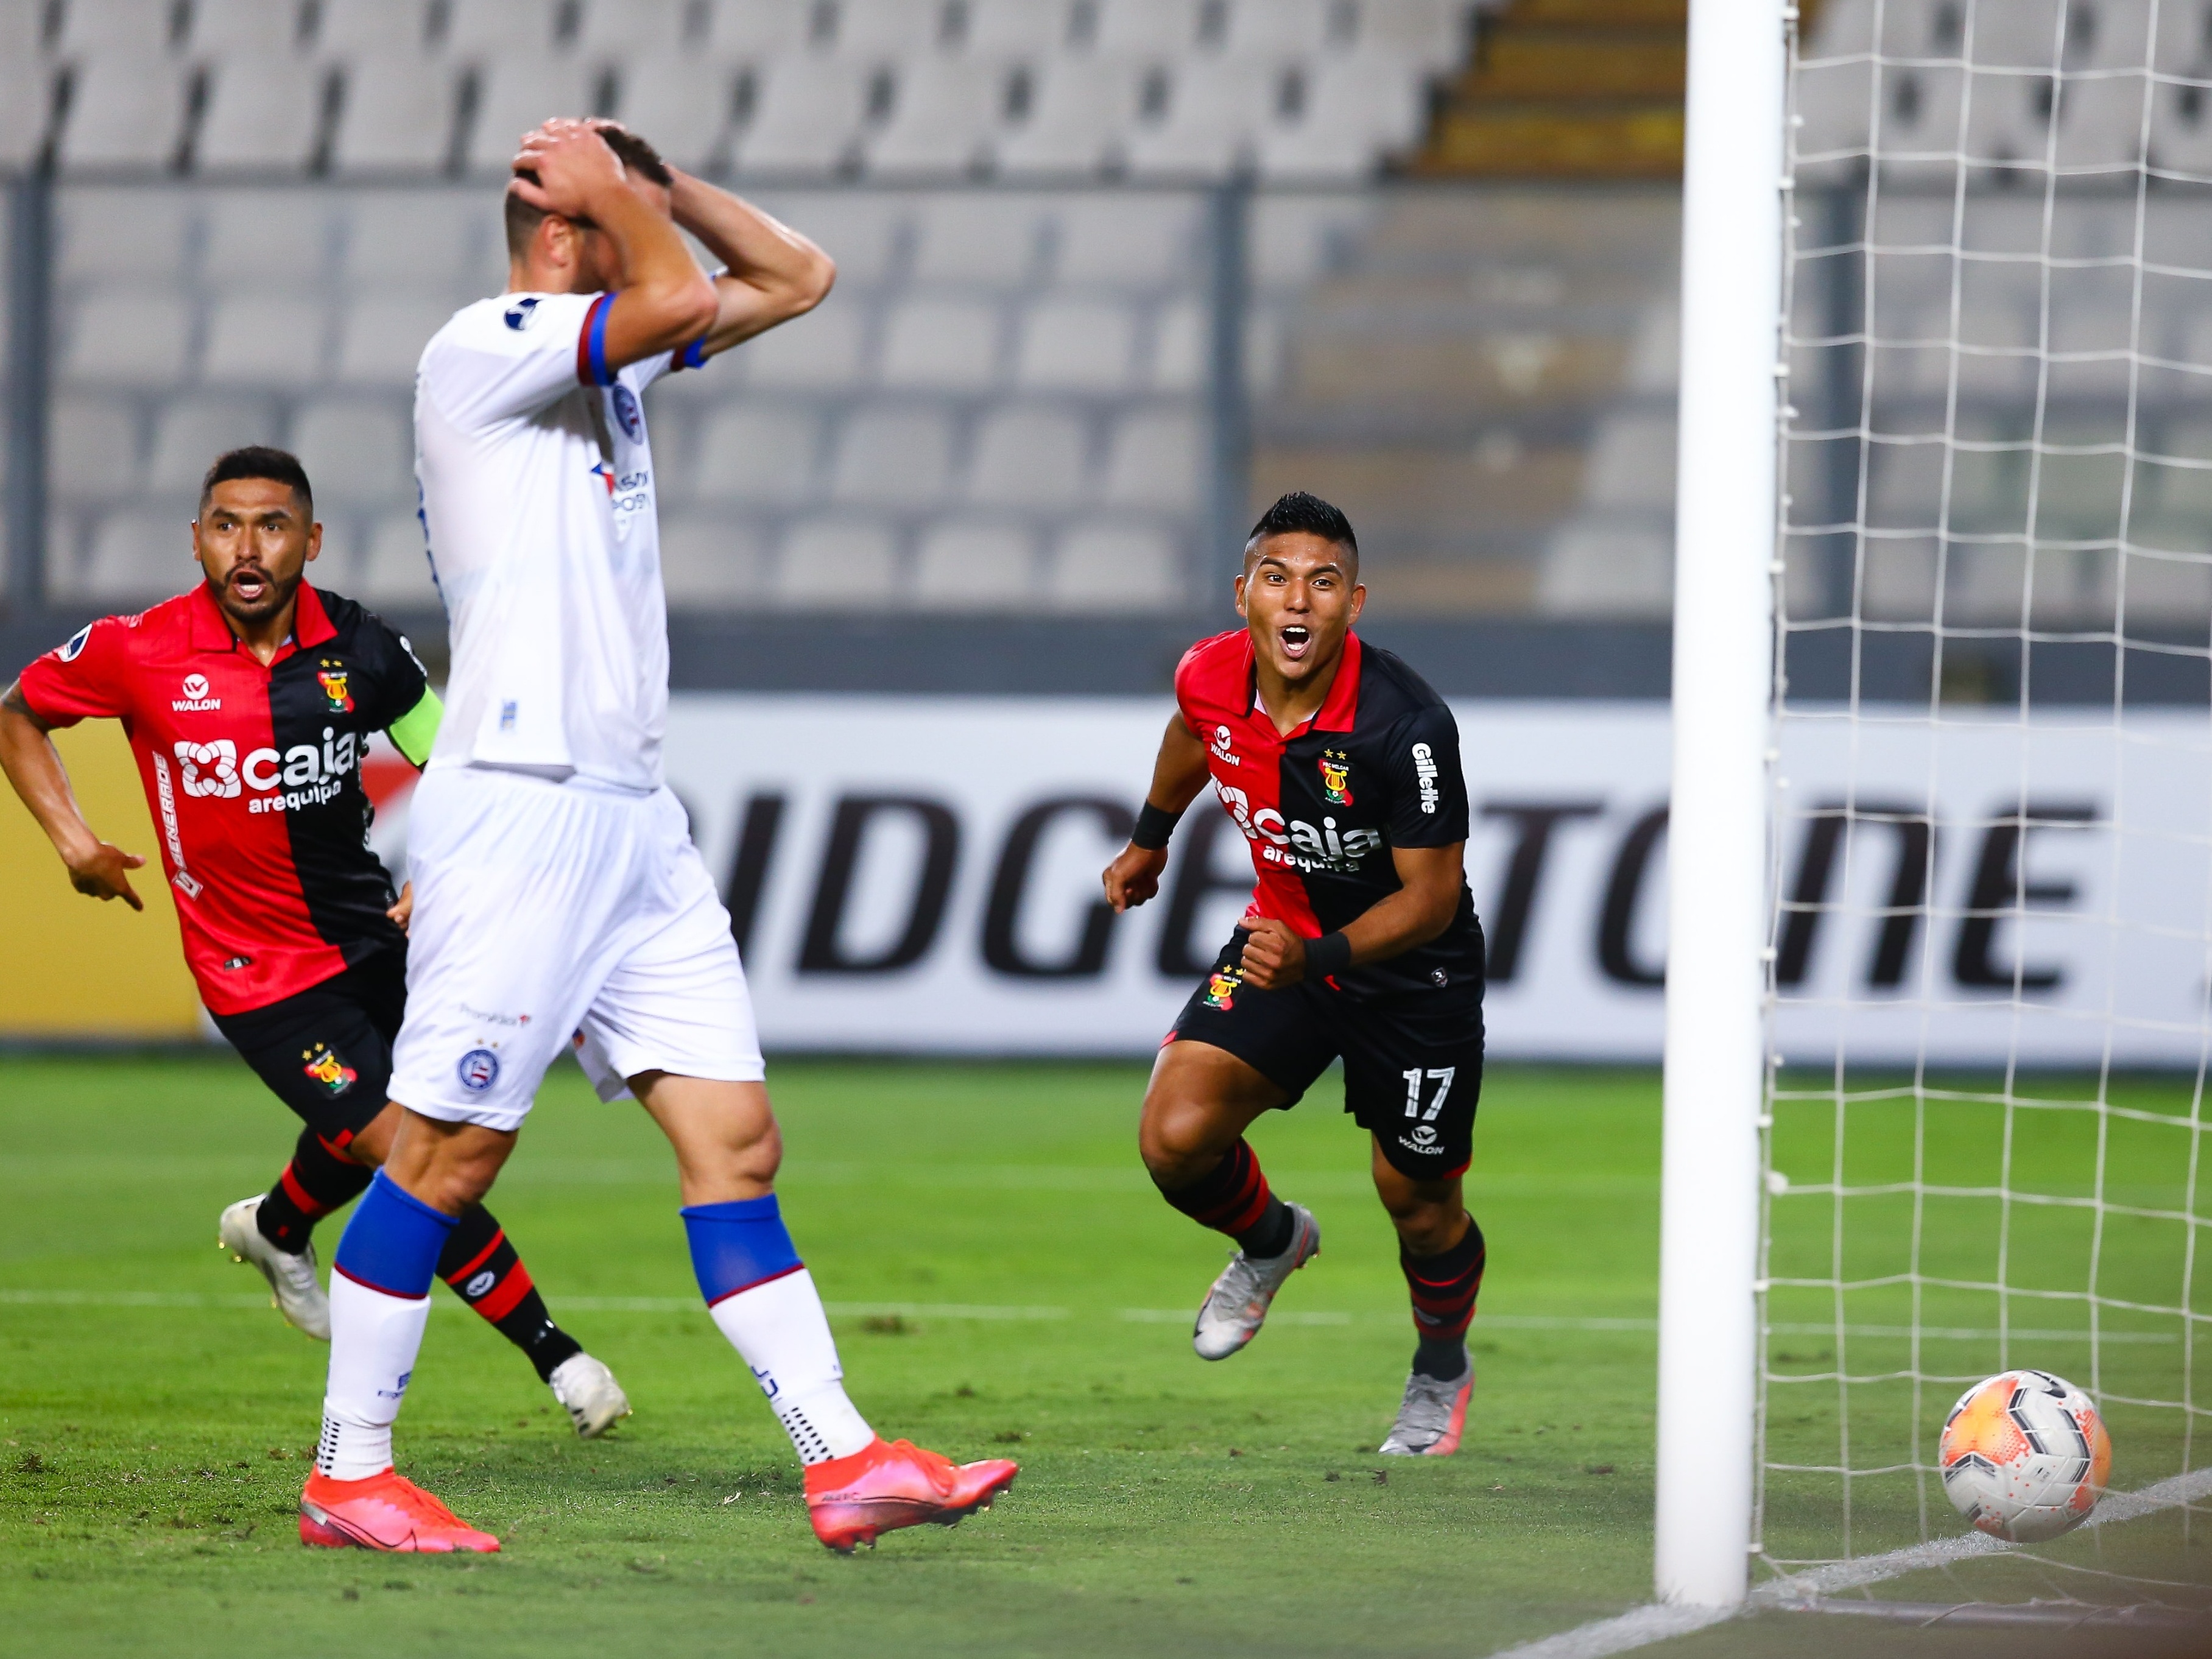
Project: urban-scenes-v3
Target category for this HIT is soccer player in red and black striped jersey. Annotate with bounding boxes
[1104,491,1489,1457]
[0,446,630,1437]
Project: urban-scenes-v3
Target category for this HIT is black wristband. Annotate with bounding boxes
[1132,801,1183,850]
[1305,931,1353,982]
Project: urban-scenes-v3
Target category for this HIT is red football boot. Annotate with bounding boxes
[299,1468,501,1553]
[802,1437,1018,1552]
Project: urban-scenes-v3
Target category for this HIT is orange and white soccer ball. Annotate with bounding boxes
[1939,1368,2112,1542]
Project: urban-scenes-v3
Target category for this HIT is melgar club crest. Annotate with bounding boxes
[1319,749,1353,806]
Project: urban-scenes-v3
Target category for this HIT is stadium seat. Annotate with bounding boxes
[829,408,957,502]
[993,58,1141,175]
[292,398,412,505]
[358,512,442,605]
[203,295,326,385]
[465,55,601,174]
[330,55,462,175]
[1147,297,1203,389]
[1362,0,1470,71]
[658,514,772,606]
[704,0,815,57]
[442,0,576,57]
[1582,412,1676,512]
[740,296,870,386]
[834,0,956,53]
[910,194,1048,285]
[50,0,179,55]
[189,0,309,52]
[1016,297,1138,389]
[690,403,825,502]
[1258,51,1426,177]
[1045,520,1179,608]
[202,191,330,290]
[1536,525,1672,616]
[147,395,280,487]
[1050,195,1197,286]
[312,0,440,57]
[47,396,141,501]
[1093,0,1203,55]
[341,192,501,291]
[879,297,1004,388]
[1122,57,1281,177]
[864,57,1012,177]
[1227,0,1353,55]
[576,0,701,55]
[55,54,195,173]
[732,54,874,174]
[609,53,736,172]
[2053,71,2151,170]
[194,52,328,172]
[1792,55,1875,161]
[58,291,194,386]
[1101,407,1200,506]
[82,506,198,601]
[962,0,1080,54]
[761,192,902,284]
[775,516,900,606]
[912,520,1039,607]
[57,189,192,282]
[336,294,465,382]
[967,407,1090,503]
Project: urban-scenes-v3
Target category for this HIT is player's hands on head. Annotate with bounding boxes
[1238,917,1308,990]
[65,839,145,911]
[510,118,625,218]
[1102,844,1169,913]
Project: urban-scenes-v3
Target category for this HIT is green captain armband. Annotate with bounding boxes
[387,686,443,767]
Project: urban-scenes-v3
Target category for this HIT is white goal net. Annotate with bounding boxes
[1764,0,2212,1570]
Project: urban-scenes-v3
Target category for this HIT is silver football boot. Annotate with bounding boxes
[1191,1202,1320,1361]
[217,1195,331,1340]
[1378,1356,1474,1456]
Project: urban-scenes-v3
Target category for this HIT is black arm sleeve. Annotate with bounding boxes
[1383,702,1471,848]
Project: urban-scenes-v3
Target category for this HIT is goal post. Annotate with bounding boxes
[1656,0,1791,1610]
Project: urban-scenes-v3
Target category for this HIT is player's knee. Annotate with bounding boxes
[1138,1097,1221,1187]
[1379,1188,1466,1255]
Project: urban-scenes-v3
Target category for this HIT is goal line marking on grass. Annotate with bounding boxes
[1487,1466,2212,1659]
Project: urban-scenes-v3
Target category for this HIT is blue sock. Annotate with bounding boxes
[682,1195,803,1306]
[333,1170,459,1299]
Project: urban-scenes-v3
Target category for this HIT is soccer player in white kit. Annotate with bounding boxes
[298,119,1017,1555]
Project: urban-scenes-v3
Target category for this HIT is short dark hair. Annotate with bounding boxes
[1245,491,1358,565]
[200,446,313,518]
[505,124,673,261]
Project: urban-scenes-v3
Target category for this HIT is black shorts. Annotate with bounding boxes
[208,948,405,1149]
[1169,931,1485,1180]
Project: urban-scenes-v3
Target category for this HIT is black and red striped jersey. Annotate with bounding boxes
[1174,628,1484,1000]
[16,582,440,1016]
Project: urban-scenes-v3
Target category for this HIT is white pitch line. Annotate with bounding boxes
[1488,1466,2212,1658]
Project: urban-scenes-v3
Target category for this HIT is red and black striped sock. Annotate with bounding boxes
[1154,1138,1295,1258]
[1403,1216,1487,1379]
[255,1127,373,1254]
[439,1205,583,1382]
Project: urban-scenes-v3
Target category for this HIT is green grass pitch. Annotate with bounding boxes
[2,1054,2208,1658]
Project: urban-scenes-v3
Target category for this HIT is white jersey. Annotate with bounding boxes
[414,290,694,792]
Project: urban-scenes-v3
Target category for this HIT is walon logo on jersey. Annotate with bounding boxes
[1210,724,1240,766]
[174,673,220,713]
[317,665,354,713]
[300,1042,358,1097]
[1319,749,1354,806]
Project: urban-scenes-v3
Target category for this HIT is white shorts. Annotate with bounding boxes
[390,765,764,1132]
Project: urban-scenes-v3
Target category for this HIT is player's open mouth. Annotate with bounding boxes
[1280,625,1312,660]
[230,568,270,603]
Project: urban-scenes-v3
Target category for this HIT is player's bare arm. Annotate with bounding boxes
[0,681,145,910]
[509,119,715,370]
[649,147,835,355]
[1103,713,1213,912]
[1239,840,1468,992]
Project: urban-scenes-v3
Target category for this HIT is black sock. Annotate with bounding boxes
[437,1205,585,1383]
[1154,1137,1296,1256]
[1238,1197,1295,1259]
[1401,1215,1487,1376]
[255,1127,373,1254]
[1413,1337,1469,1381]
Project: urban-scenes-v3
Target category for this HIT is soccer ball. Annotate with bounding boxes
[1939,1368,2112,1542]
